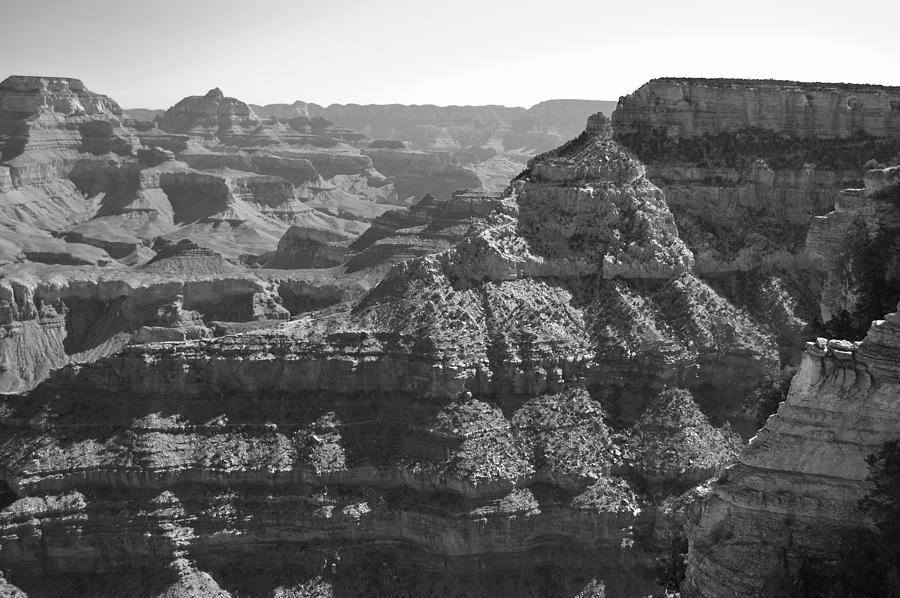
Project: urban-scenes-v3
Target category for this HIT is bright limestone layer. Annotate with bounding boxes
[684,316,900,596]
[613,78,900,140]
[612,78,900,356]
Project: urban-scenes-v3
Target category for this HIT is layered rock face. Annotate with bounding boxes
[683,316,900,597]
[0,113,753,597]
[346,190,504,272]
[263,225,354,269]
[361,146,482,201]
[1,77,516,395]
[0,76,139,266]
[154,87,261,141]
[0,76,123,118]
[613,78,900,344]
[0,242,290,394]
[250,99,618,192]
[613,79,900,139]
[681,141,900,598]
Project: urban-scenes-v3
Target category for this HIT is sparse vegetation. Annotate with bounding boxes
[748,366,798,428]
[791,441,900,597]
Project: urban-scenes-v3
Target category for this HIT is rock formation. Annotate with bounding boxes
[683,320,900,596]
[154,87,261,142]
[0,248,290,394]
[1,76,513,394]
[263,225,354,269]
[10,74,900,596]
[249,99,619,193]
[806,165,900,332]
[681,153,900,597]
[0,76,139,266]
[347,190,504,272]
[613,78,900,350]
[0,112,749,597]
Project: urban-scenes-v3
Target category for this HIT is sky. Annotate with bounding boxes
[3,0,899,109]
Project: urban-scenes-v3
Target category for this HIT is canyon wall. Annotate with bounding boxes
[246,99,619,193]
[683,313,900,596]
[0,113,750,597]
[613,78,900,347]
[680,156,900,595]
[252,99,617,154]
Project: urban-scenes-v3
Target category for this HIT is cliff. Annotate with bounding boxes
[806,166,900,332]
[154,88,261,142]
[680,156,900,597]
[683,317,900,596]
[0,113,752,597]
[0,76,123,117]
[346,190,504,272]
[612,78,900,355]
[251,99,618,193]
[613,78,900,140]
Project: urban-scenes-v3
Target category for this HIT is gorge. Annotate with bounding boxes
[1,75,900,597]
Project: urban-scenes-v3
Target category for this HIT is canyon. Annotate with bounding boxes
[1,75,900,597]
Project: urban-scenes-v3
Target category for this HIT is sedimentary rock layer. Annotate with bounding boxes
[612,78,900,346]
[683,317,900,596]
[0,112,748,597]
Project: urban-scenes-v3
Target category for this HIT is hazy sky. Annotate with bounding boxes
[3,0,899,109]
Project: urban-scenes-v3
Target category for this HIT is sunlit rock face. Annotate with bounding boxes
[0,76,487,396]
[0,75,137,223]
[154,87,261,141]
[0,76,124,117]
[682,163,900,598]
[613,78,900,140]
[613,78,900,352]
[347,190,505,272]
[683,316,900,597]
[0,113,754,597]
[0,244,290,394]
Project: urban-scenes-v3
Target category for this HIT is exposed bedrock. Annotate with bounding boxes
[0,354,734,596]
[613,78,900,140]
[0,77,137,187]
[0,76,144,268]
[683,313,900,597]
[263,225,353,269]
[612,78,900,342]
[0,76,123,118]
[154,88,261,142]
[806,166,900,334]
[179,150,321,186]
[346,190,504,272]
[253,100,617,153]
[0,249,290,394]
[0,112,753,597]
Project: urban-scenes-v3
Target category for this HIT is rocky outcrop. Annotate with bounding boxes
[347,190,505,272]
[263,225,354,269]
[683,314,900,597]
[0,257,290,394]
[0,76,139,267]
[612,78,900,355]
[362,145,482,201]
[680,160,900,597]
[613,78,900,140]
[0,76,123,117]
[0,112,751,597]
[251,99,618,193]
[154,88,261,142]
